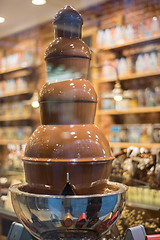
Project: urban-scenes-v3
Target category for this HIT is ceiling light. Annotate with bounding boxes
[32,0,46,5]
[0,17,5,23]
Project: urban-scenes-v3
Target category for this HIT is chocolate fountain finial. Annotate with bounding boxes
[54,5,83,38]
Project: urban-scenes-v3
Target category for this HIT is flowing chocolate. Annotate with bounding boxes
[23,6,114,195]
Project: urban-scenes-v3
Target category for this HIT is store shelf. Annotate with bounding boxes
[98,34,160,51]
[97,106,160,115]
[98,70,160,83]
[0,169,23,175]
[0,114,33,121]
[126,201,160,211]
[0,140,26,145]
[110,142,160,149]
[0,90,33,98]
[0,65,32,75]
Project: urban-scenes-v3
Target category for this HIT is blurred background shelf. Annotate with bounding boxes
[97,106,160,115]
[110,142,160,149]
[0,140,26,145]
[0,90,33,98]
[0,115,34,121]
[126,201,160,211]
[98,70,160,83]
[0,66,33,75]
[98,34,160,51]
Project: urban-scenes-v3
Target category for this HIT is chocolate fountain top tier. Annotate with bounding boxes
[45,6,90,61]
[54,5,83,38]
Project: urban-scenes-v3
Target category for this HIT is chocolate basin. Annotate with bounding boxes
[10,181,127,240]
[23,125,114,195]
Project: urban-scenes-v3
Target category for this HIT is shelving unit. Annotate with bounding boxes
[0,47,38,203]
[94,14,160,151]
[97,106,160,115]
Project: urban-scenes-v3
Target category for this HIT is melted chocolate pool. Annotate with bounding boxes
[19,181,119,196]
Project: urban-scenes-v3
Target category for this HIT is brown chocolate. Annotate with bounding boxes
[39,79,97,124]
[23,160,112,195]
[40,102,97,124]
[24,125,113,160]
[19,181,119,196]
[53,6,83,38]
[45,38,91,61]
[22,5,115,196]
[39,79,97,102]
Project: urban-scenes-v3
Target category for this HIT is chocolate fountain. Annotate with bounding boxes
[10,6,127,240]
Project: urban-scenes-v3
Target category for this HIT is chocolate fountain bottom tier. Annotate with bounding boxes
[23,160,113,195]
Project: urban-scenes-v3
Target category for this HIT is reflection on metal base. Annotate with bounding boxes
[9,181,127,240]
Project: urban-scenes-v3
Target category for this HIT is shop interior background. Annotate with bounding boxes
[0,0,160,239]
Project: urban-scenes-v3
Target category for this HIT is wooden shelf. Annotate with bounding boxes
[98,34,160,51]
[0,169,23,175]
[97,106,160,115]
[0,65,32,75]
[98,70,160,83]
[0,90,33,98]
[0,140,26,145]
[0,115,33,121]
[110,142,160,149]
[126,201,160,211]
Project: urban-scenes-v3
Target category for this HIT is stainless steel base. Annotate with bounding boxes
[10,181,127,240]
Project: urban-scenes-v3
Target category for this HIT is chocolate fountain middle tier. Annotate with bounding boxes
[39,79,97,124]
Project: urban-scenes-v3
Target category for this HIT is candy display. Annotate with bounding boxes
[7,144,26,171]
[117,206,160,238]
[111,146,160,188]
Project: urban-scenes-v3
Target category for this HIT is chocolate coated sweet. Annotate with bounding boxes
[23,6,115,195]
